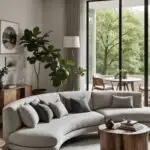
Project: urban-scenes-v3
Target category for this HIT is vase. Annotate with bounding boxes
[105,118,114,129]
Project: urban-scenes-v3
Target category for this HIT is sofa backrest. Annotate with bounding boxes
[91,91,142,110]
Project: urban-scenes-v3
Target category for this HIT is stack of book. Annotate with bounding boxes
[119,120,143,131]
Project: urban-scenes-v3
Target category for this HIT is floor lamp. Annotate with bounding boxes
[63,36,80,90]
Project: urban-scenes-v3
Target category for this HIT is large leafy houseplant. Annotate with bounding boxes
[20,27,86,92]
[20,27,70,92]
[20,27,51,94]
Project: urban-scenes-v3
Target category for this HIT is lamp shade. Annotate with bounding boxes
[63,36,80,48]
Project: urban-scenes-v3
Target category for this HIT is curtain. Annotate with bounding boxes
[65,0,87,91]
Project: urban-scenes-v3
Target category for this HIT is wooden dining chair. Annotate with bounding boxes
[92,75,114,91]
[139,84,150,93]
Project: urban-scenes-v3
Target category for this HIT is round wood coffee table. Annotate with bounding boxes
[98,123,150,150]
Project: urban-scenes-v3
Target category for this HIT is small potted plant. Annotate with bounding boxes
[0,67,8,89]
[115,69,128,79]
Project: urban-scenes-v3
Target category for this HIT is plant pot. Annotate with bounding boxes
[0,81,3,90]
[32,89,47,95]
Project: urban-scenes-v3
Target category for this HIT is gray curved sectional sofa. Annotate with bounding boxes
[3,91,150,150]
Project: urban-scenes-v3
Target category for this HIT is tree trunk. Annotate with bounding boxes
[34,63,40,89]
[103,48,108,74]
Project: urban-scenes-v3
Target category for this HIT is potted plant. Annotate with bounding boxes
[44,50,86,90]
[115,69,128,79]
[20,26,86,93]
[43,46,72,90]
[0,67,8,89]
[20,27,51,94]
[121,69,128,79]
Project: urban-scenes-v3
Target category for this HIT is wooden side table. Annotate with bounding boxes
[98,123,150,150]
[0,139,5,150]
[0,84,32,114]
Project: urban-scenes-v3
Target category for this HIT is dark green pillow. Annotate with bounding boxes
[30,102,53,123]
[70,96,91,113]
[59,95,72,113]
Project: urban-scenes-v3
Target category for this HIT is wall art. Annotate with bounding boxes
[0,20,19,54]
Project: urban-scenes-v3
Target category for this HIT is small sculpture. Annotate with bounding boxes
[105,118,114,129]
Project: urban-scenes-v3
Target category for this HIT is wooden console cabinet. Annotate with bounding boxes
[0,84,32,113]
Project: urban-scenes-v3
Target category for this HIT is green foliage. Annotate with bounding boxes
[95,9,144,75]
[20,26,50,65]
[0,67,8,88]
[20,27,86,88]
[0,67,8,79]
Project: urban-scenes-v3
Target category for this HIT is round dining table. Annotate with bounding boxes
[104,77,142,91]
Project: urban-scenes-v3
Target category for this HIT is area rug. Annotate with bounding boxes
[61,135,100,150]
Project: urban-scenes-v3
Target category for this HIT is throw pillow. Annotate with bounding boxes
[70,96,91,113]
[111,95,134,108]
[59,95,72,113]
[41,99,68,118]
[30,102,53,123]
[19,104,39,128]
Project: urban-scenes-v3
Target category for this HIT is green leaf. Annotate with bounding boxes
[33,26,41,36]
[44,63,51,69]
[48,45,54,50]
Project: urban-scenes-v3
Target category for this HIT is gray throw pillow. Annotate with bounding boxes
[41,99,68,118]
[19,104,39,128]
[59,95,72,113]
[30,102,53,123]
[70,96,91,113]
[111,95,134,108]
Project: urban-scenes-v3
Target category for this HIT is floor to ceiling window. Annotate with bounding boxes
[122,1,144,91]
[87,0,149,106]
[88,0,119,89]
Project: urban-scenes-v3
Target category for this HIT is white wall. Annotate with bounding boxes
[43,0,66,92]
[0,0,43,88]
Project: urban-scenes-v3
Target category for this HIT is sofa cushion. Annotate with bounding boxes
[96,107,150,122]
[59,91,92,110]
[70,97,91,113]
[9,112,104,148]
[111,95,133,108]
[41,99,68,118]
[19,104,39,128]
[91,91,114,110]
[92,91,142,110]
[60,95,91,113]
[30,103,54,123]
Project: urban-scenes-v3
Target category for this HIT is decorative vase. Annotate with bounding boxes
[105,118,114,129]
[0,80,3,89]
[122,73,128,79]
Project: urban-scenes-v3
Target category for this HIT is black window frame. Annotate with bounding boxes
[86,0,149,106]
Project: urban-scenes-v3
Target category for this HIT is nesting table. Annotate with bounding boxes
[98,123,150,150]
